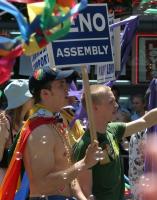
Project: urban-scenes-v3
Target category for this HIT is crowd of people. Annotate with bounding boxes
[0,67,157,200]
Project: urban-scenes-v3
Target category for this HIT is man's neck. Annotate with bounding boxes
[95,120,108,134]
[37,102,59,113]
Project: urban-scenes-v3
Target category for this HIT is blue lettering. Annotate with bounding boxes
[40,57,44,66]
[107,64,114,74]
[43,55,47,65]
[99,66,105,76]
[38,60,41,68]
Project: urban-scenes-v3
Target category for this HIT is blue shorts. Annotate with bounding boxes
[29,195,77,200]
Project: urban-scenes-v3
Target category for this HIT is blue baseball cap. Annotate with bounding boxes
[29,67,78,95]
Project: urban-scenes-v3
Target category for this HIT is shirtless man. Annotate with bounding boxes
[0,67,101,200]
[28,69,103,200]
[24,68,100,200]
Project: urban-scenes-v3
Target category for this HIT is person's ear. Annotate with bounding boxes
[41,89,51,98]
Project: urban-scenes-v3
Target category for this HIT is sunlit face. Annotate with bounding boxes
[95,91,118,122]
[132,97,145,113]
[46,79,70,111]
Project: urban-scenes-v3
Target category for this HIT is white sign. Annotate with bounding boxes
[31,43,54,70]
[97,13,115,83]
[97,63,115,83]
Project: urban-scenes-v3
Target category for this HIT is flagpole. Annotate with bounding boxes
[81,65,97,142]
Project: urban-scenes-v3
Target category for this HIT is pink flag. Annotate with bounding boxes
[0,45,23,84]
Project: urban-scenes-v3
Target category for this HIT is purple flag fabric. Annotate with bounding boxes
[70,81,78,91]
[106,16,139,86]
[68,89,82,101]
[69,103,88,128]
[120,16,139,76]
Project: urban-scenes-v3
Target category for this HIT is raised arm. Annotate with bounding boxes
[124,108,157,137]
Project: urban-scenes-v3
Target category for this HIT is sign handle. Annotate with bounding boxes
[81,65,97,142]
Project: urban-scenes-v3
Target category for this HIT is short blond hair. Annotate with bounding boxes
[82,84,111,108]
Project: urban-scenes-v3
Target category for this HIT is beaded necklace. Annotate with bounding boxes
[30,104,72,164]
[53,121,72,165]
[50,120,74,193]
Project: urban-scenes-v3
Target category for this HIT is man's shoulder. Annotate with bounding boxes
[73,131,90,161]
[28,116,58,129]
[107,122,126,141]
[25,124,57,155]
[75,131,90,145]
[107,122,126,130]
[27,118,58,141]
